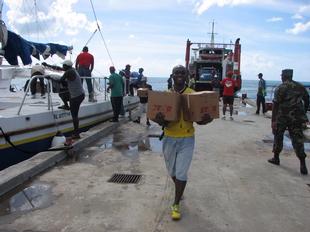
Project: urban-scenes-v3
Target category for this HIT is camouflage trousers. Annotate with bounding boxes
[273,122,307,159]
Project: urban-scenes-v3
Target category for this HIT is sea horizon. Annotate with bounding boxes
[11,77,310,101]
[148,77,310,100]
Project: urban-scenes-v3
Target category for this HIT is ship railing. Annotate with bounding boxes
[191,42,235,49]
[79,75,110,100]
[17,75,110,115]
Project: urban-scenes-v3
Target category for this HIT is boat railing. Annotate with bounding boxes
[17,75,110,115]
[79,75,110,100]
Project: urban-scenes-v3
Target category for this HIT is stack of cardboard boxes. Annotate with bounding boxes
[147,90,219,122]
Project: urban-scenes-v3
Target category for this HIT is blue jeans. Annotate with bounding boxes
[78,67,93,94]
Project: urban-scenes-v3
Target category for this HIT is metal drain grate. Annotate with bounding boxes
[107,174,142,184]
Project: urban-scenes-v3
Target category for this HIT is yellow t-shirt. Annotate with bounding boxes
[164,87,195,138]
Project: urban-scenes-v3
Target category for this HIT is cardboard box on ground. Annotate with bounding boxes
[147,90,219,122]
[182,91,219,121]
[137,88,149,98]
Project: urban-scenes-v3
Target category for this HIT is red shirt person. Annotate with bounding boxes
[75,46,96,102]
[220,71,236,120]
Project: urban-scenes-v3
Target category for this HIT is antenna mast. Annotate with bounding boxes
[208,20,217,48]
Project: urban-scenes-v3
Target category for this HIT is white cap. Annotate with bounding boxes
[141,76,147,82]
[62,60,73,67]
[31,64,45,75]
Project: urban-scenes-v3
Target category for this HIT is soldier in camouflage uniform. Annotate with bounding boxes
[268,69,309,175]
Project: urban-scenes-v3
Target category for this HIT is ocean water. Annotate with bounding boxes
[148,77,269,99]
[11,77,310,100]
[148,77,310,100]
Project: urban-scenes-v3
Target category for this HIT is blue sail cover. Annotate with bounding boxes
[3,30,72,65]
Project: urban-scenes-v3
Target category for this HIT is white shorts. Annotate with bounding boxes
[162,136,195,181]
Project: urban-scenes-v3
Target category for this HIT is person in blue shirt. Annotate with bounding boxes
[129,68,144,96]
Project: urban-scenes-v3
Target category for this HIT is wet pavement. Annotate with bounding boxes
[0,181,55,217]
[1,99,310,232]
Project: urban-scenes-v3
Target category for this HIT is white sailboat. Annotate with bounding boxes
[0,0,139,170]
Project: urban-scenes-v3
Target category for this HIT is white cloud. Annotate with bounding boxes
[241,51,276,79]
[129,34,135,39]
[194,0,256,15]
[266,17,283,22]
[299,5,310,14]
[193,0,302,15]
[4,0,97,38]
[241,50,310,81]
[292,14,303,20]
[286,21,310,35]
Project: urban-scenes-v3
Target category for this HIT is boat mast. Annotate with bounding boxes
[208,20,217,48]
[0,0,3,21]
[0,0,4,53]
[33,0,40,41]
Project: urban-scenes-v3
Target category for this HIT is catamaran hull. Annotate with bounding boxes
[0,97,139,170]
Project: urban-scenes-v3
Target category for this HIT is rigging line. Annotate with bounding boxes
[22,0,31,37]
[31,0,51,42]
[68,29,97,67]
[85,28,97,47]
[89,0,115,67]
[34,0,39,41]
[98,29,114,66]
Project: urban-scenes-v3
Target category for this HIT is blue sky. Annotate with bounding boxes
[2,0,310,81]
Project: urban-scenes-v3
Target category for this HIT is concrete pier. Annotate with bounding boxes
[0,99,309,232]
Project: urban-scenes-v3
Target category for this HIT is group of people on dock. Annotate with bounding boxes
[28,52,309,222]
[28,46,153,139]
[107,64,152,124]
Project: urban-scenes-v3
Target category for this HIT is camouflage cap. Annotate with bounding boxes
[281,69,293,77]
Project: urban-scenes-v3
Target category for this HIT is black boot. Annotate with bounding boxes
[300,158,308,175]
[133,117,140,124]
[268,154,280,165]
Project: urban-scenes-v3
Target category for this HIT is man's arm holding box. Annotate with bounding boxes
[153,112,169,127]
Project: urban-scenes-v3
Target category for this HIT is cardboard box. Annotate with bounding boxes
[182,91,219,122]
[137,88,149,97]
[147,90,181,121]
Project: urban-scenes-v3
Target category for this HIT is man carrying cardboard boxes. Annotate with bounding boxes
[151,65,215,221]
[133,76,152,126]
